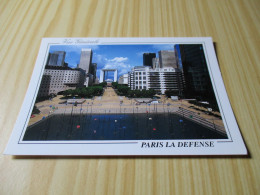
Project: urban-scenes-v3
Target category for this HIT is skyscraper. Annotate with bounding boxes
[152,58,160,69]
[47,51,66,66]
[179,44,215,100]
[143,53,156,67]
[158,50,178,68]
[79,49,93,73]
[90,63,97,82]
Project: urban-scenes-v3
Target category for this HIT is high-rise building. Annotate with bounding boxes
[79,49,92,73]
[47,51,66,66]
[78,49,93,87]
[152,58,160,69]
[179,44,215,100]
[143,53,156,67]
[90,63,97,82]
[158,50,178,68]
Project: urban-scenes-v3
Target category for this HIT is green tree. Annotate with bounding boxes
[74,88,81,96]
[112,82,118,88]
[127,90,135,98]
[117,85,130,95]
[63,90,70,97]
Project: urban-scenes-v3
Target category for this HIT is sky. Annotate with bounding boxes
[49,44,182,79]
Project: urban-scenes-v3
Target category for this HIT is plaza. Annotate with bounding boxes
[28,86,226,139]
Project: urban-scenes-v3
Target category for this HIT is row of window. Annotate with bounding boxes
[135,81,147,84]
[135,76,147,80]
[135,72,146,75]
[135,86,147,90]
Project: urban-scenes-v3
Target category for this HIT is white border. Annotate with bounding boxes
[4,37,247,155]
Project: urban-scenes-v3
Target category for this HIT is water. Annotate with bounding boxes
[23,113,228,141]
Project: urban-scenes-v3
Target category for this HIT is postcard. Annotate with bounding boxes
[4,37,247,155]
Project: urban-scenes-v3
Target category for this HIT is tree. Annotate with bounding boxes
[112,82,118,89]
[117,85,130,95]
[127,90,135,98]
[63,90,70,97]
[74,88,81,96]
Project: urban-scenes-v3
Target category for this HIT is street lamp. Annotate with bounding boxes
[207,108,216,130]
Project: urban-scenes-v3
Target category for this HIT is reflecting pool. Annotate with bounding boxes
[23,113,228,141]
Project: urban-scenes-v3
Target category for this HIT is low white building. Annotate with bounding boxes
[118,74,129,84]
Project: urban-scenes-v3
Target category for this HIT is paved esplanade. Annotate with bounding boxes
[30,87,225,131]
[100,87,121,103]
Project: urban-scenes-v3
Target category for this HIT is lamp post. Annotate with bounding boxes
[208,108,216,130]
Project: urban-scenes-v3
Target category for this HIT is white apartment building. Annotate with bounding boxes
[128,66,184,95]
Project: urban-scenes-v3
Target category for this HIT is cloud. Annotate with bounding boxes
[108,57,128,63]
[95,56,131,77]
[104,57,131,75]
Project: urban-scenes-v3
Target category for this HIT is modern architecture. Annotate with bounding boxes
[159,50,178,68]
[179,44,215,100]
[143,53,156,67]
[118,74,129,84]
[38,66,85,97]
[152,58,160,69]
[78,48,92,73]
[47,51,66,66]
[100,69,118,83]
[128,66,184,94]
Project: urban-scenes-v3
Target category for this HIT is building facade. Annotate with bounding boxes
[128,66,184,94]
[143,53,156,67]
[78,49,94,86]
[38,66,85,97]
[152,58,160,69]
[118,74,129,84]
[100,69,118,83]
[78,48,92,73]
[47,51,66,66]
[38,49,99,97]
[179,44,215,99]
[158,50,178,68]
[90,63,97,82]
